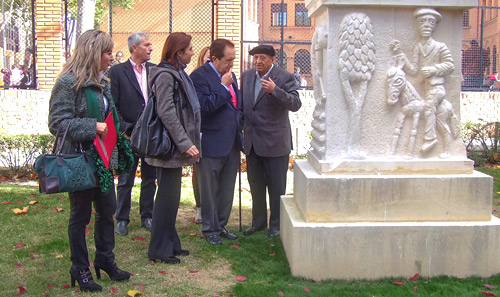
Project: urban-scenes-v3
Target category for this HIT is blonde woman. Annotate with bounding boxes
[48,29,134,292]
[196,46,210,69]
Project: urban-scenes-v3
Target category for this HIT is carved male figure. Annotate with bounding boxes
[394,8,454,154]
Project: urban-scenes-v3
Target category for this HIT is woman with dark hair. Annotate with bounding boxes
[48,29,134,292]
[146,32,201,264]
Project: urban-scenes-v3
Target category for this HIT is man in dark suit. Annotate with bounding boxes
[109,32,156,236]
[241,45,301,238]
[190,39,243,245]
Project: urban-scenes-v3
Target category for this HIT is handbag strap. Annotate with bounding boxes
[54,119,73,155]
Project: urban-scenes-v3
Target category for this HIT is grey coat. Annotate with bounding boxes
[241,66,301,157]
[48,73,119,168]
[145,64,201,168]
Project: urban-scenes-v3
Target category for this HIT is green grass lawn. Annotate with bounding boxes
[0,169,500,296]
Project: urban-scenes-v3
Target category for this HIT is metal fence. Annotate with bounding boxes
[462,6,500,91]
[5,2,500,92]
[241,0,313,89]
[0,0,35,89]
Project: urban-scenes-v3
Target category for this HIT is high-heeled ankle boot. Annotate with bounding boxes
[94,262,130,281]
[69,267,102,292]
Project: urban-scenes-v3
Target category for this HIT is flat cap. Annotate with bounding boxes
[249,45,276,57]
[414,8,442,23]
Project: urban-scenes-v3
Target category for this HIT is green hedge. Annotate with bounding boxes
[0,134,55,176]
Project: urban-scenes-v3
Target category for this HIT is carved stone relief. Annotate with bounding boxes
[387,8,460,159]
[338,12,376,159]
[310,26,328,158]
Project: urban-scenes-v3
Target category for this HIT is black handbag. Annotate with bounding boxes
[34,120,98,194]
[130,83,176,160]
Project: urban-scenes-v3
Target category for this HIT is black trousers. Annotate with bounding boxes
[148,167,183,260]
[116,155,156,224]
[196,143,240,236]
[246,150,289,231]
[69,186,117,269]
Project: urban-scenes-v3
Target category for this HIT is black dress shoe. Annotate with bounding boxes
[115,221,128,236]
[150,256,181,264]
[220,227,238,240]
[94,262,130,281]
[141,218,152,231]
[205,234,222,245]
[174,249,190,256]
[268,229,280,238]
[242,226,265,236]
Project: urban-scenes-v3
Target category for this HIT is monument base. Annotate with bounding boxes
[281,196,500,280]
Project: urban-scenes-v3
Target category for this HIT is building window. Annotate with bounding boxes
[463,10,470,27]
[271,3,287,27]
[295,3,311,27]
[294,49,311,74]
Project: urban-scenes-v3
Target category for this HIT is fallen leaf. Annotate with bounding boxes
[184,226,188,231]
[30,194,36,197]
[44,292,50,296]
[110,288,118,293]
[32,209,39,212]
[44,233,52,236]
[29,252,35,258]
[278,291,284,296]
[17,201,22,205]
[226,291,235,295]
[63,284,70,288]
[127,290,142,297]
[413,286,418,292]
[29,200,39,205]
[14,264,24,268]
[159,271,167,274]
[141,242,147,246]
[269,253,275,257]
[235,276,247,282]
[39,262,45,266]
[232,244,239,249]
[482,292,496,296]
[485,284,497,290]
[18,285,27,294]
[393,282,404,285]
[285,284,291,287]
[189,232,197,236]
[304,287,310,292]
[56,207,63,212]
[182,294,187,297]
[12,206,29,215]
[50,210,57,213]
[85,226,92,230]
[139,284,145,291]
[2,201,11,204]
[56,254,64,258]
[47,283,55,288]
[15,243,24,248]
[411,273,419,281]
[75,288,80,292]
[134,237,146,241]
[188,270,198,273]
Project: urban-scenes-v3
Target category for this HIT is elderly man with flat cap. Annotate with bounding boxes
[241,45,301,238]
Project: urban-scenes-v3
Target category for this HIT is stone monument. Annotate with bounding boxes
[281,0,500,280]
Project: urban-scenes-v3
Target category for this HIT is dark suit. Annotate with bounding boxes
[241,65,301,231]
[190,62,243,236]
[109,59,156,225]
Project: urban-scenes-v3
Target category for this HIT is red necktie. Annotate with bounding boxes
[228,85,237,108]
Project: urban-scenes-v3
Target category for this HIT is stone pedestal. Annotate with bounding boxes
[281,0,500,280]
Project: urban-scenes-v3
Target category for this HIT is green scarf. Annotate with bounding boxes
[84,87,134,193]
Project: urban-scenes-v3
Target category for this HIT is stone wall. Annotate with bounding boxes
[1,90,498,154]
[0,90,51,135]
